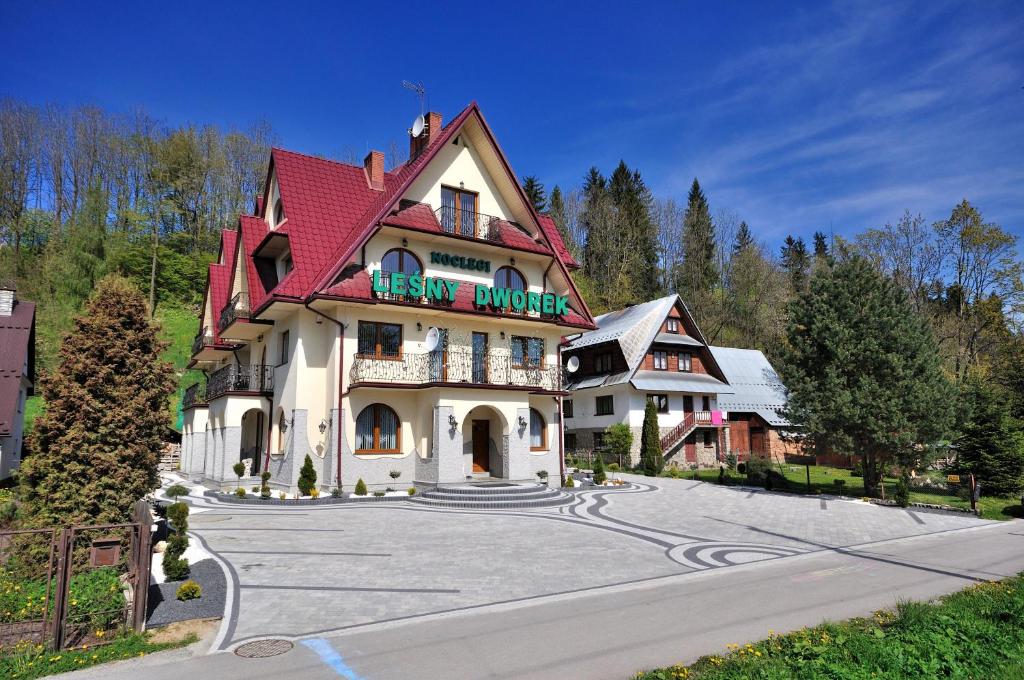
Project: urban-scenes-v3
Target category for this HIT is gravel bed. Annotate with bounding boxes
[147,558,226,628]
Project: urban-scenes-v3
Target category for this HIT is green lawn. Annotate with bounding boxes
[633,572,1024,679]
[1,631,197,679]
[22,303,200,434]
[683,464,1022,521]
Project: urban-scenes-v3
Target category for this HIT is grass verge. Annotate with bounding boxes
[678,465,1022,521]
[633,573,1024,679]
[2,631,198,679]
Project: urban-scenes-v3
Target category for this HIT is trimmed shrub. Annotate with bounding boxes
[310,488,320,499]
[536,469,549,483]
[564,475,575,488]
[162,551,189,581]
[639,400,664,476]
[278,491,287,500]
[235,487,246,498]
[373,491,385,497]
[833,478,847,492]
[250,485,259,492]
[389,469,402,481]
[895,475,911,507]
[166,502,189,533]
[261,471,271,483]
[608,463,620,472]
[331,487,343,498]
[407,487,417,496]
[298,455,317,496]
[592,455,606,485]
[260,487,271,499]
[725,452,738,470]
[232,462,245,481]
[165,484,188,500]
[354,478,367,496]
[176,580,202,601]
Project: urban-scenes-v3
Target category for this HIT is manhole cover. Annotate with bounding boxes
[234,638,294,658]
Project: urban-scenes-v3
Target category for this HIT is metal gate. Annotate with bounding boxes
[0,500,152,651]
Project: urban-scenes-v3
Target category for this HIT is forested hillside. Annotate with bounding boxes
[2,97,1022,441]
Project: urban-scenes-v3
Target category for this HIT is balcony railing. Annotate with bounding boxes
[218,292,250,332]
[206,364,274,400]
[182,382,206,408]
[435,206,521,244]
[350,347,562,391]
[191,327,217,355]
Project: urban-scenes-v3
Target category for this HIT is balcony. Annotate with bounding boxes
[350,347,562,392]
[434,206,529,247]
[191,326,234,363]
[206,364,274,401]
[218,292,270,341]
[182,382,206,409]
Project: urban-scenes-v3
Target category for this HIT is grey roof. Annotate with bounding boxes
[630,371,734,394]
[564,370,632,391]
[709,346,790,426]
[653,333,704,347]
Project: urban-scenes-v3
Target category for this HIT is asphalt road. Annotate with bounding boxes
[70,519,1024,680]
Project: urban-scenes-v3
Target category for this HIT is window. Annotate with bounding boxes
[678,352,692,372]
[703,430,713,447]
[281,254,293,276]
[592,432,606,450]
[666,318,679,333]
[529,408,547,450]
[595,395,614,416]
[380,248,422,300]
[357,321,402,359]
[565,432,577,451]
[594,352,613,373]
[563,399,574,418]
[494,266,527,291]
[278,330,290,366]
[653,351,668,370]
[647,394,669,414]
[511,335,544,368]
[355,404,401,453]
[273,198,286,226]
[440,186,479,237]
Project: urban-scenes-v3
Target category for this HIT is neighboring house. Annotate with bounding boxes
[562,294,796,467]
[0,283,36,480]
[181,102,595,493]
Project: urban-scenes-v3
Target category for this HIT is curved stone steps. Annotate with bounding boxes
[409,482,572,510]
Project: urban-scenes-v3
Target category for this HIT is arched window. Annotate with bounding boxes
[494,266,526,291]
[380,248,422,301]
[273,198,286,226]
[529,408,546,450]
[355,404,401,453]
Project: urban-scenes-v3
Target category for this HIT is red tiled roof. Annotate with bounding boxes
[538,215,579,269]
[381,203,553,257]
[0,299,35,437]
[239,215,269,311]
[202,229,238,344]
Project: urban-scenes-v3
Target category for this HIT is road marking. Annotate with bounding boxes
[820,499,827,510]
[301,638,365,679]
[906,510,926,525]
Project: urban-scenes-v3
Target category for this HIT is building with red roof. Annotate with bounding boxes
[181,103,595,494]
[0,282,36,480]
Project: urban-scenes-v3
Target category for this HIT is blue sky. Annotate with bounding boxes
[3,0,1022,250]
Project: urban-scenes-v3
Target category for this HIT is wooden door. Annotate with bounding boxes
[683,395,694,414]
[472,419,490,473]
[751,428,766,456]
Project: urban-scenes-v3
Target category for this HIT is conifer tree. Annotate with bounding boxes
[547,185,574,251]
[21,275,176,526]
[608,161,661,302]
[674,179,717,322]
[733,221,754,254]
[813,231,829,259]
[522,175,546,213]
[780,235,811,292]
[640,399,664,475]
[298,454,318,496]
[780,257,953,496]
[955,379,1024,497]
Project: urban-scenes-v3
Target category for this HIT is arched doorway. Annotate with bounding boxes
[461,406,507,477]
[240,408,265,476]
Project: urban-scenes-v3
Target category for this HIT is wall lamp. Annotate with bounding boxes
[448,414,457,428]
[518,415,527,428]
[318,417,332,435]
[417,322,422,331]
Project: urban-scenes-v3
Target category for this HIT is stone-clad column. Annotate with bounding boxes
[434,405,464,484]
[506,407,532,480]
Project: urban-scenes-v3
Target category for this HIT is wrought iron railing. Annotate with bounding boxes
[182,382,206,408]
[218,292,250,332]
[350,347,562,391]
[206,364,274,400]
[435,206,525,244]
[191,327,216,355]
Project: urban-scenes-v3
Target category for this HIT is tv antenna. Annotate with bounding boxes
[401,80,426,115]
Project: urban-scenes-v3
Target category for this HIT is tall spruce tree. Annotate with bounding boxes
[780,235,811,292]
[547,185,574,250]
[955,379,1024,497]
[608,160,661,303]
[674,179,717,319]
[522,175,546,213]
[640,399,664,475]
[733,221,754,254]
[21,275,176,526]
[779,257,953,496]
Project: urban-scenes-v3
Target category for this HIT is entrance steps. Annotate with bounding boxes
[409,482,572,510]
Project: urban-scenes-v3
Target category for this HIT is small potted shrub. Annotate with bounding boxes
[389,470,402,483]
[355,478,367,496]
[536,469,549,484]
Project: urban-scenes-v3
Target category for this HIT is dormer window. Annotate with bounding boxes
[666,318,679,333]
[274,198,286,226]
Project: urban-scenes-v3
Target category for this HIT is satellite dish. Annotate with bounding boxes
[566,356,580,373]
[410,114,425,138]
[424,326,440,352]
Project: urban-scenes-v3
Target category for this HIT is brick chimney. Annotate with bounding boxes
[363,150,384,191]
[409,111,443,160]
[0,281,14,317]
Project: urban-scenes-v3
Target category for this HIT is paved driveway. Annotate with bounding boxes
[183,474,991,650]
